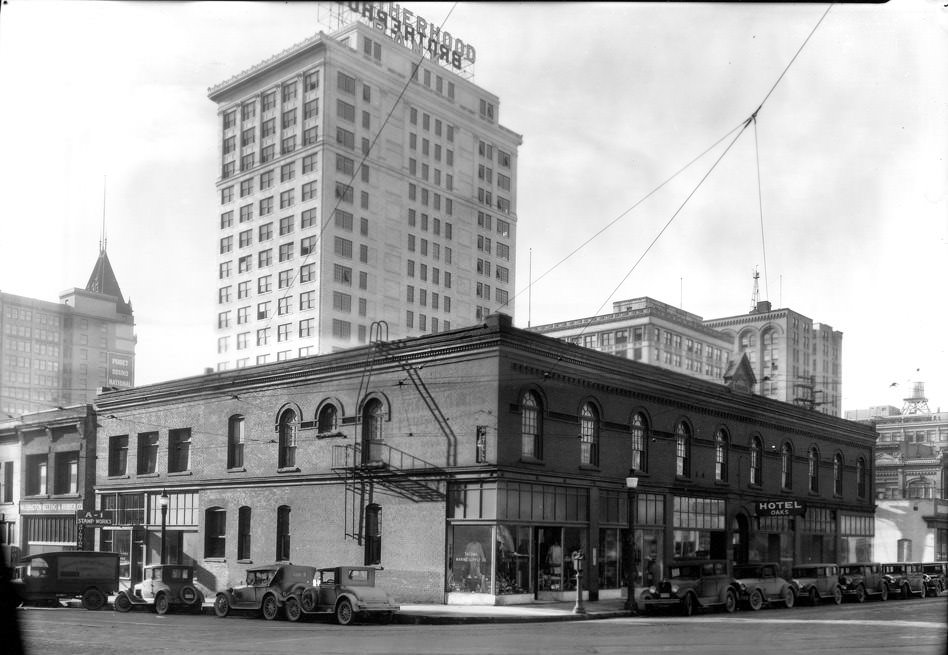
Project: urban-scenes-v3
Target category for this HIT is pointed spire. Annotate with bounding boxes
[100,176,108,254]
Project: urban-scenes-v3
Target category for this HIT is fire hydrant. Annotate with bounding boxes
[572,549,586,614]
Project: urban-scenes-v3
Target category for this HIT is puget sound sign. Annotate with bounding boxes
[755,500,806,517]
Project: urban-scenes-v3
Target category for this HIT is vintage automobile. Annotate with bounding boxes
[213,563,317,620]
[12,551,119,610]
[733,562,796,610]
[838,562,890,602]
[640,559,738,616]
[881,562,926,599]
[921,562,946,597]
[283,566,399,625]
[791,563,842,605]
[113,564,205,615]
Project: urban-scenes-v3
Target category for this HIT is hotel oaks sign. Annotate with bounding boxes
[341,2,477,70]
[755,500,806,517]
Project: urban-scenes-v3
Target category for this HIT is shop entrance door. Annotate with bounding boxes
[536,527,564,599]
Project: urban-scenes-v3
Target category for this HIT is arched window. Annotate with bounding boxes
[362,398,384,463]
[227,414,245,469]
[630,413,648,473]
[749,436,762,486]
[833,453,844,496]
[856,457,867,498]
[204,507,226,558]
[808,446,820,493]
[521,392,542,459]
[781,442,793,489]
[714,429,729,482]
[275,505,291,561]
[676,422,691,478]
[579,402,599,466]
[317,404,338,433]
[237,506,252,560]
[278,408,298,469]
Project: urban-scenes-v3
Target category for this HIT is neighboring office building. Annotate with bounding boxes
[0,405,98,559]
[847,382,948,561]
[92,313,875,604]
[0,245,136,418]
[530,297,843,417]
[704,300,843,417]
[209,16,521,370]
[529,297,733,383]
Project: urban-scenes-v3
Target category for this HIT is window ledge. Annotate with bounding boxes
[518,456,544,466]
[277,467,300,474]
[316,431,347,440]
[713,480,730,487]
[204,557,226,563]
[237,559,253,565]
[675,476,693,483]
[169,470,192,477]
[108,474,130,480]
[579,464,601,472]
[137,472,160,478]
[227,467,247,473]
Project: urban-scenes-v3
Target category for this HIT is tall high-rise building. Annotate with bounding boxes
[208,17,521,370]
[0,245,136,417]
[704,300,843,417]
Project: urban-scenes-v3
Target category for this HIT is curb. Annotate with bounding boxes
[394,610,631,625]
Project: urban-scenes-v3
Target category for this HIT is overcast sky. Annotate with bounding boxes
[0,1,945,413]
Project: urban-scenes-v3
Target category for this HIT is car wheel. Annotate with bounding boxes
[154,592,170,615]
[724,589,737,613]
[748,589,764,611]
[335,597,354,625]
[214,594,230,618]
[81,588,105,611]
[901,584,911,600]
[880,583,889,602]
[113,592,132,613]
[285,596,302,623]
[808,587,819,606]
[301,588,317,612]
[854,585,867,603]
[681,593,694,617]
[261,594,280,621]
[832,586,843,605]
[783,587,795,609]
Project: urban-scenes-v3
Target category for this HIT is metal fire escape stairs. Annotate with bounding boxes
[334,322,450,544]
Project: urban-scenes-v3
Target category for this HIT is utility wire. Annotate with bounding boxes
[495,119,748,314]
[535,4,834,375]
[753,116,769,302]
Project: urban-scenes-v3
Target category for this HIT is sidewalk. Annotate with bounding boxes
[64,595,633,624]
[394,598,632,624]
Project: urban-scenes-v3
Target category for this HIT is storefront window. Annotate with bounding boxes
[538,526,564,591]
[673,496,725,559]
[495,524,530,595]
[598,528,621,589]
[447,524,492,593]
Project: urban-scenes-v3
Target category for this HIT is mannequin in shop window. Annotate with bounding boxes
[464,539,486,592]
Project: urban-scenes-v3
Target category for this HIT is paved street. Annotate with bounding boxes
[13,596,947,655]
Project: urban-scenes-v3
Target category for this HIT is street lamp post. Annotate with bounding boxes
[625,469,639,614]
[159,490,169,565]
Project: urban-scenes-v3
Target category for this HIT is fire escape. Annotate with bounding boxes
[332,322,452,545]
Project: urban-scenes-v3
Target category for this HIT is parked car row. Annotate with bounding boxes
[640,560,946,616]
[211,563,399,625]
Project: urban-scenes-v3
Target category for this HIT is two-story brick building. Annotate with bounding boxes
[92,314,876,604]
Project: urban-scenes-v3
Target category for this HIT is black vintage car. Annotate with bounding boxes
[213,563,316,620]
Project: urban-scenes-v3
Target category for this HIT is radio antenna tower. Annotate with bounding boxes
[750,267,760,312]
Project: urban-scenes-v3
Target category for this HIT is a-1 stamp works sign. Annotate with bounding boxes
[755,500,806,517]
[75,510,113,527]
